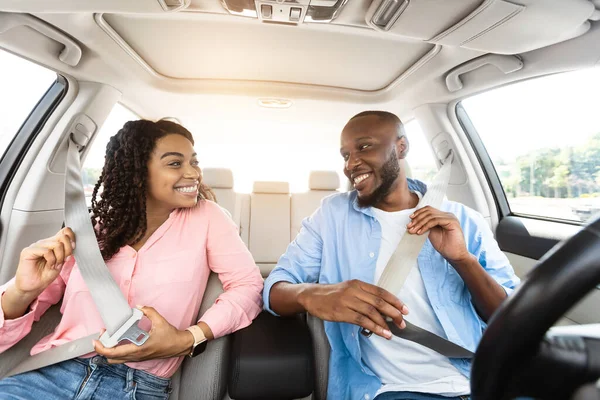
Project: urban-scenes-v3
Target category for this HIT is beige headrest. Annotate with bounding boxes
[309,171,340,191]
[202,168,234,189]
[252,181,290,194]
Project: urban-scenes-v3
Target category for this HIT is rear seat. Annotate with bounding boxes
[291,171,340,238]
[202,167,250,245]
[203,170,341,279]
[248,181,291,277]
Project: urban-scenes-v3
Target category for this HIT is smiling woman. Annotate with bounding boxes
[0,118,264,398]
[91,119,214,259]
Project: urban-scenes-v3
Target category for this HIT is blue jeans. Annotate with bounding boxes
[374,392,470,400]
[0,356,172,399]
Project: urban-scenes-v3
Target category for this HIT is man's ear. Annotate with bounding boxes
[396,136,409,159]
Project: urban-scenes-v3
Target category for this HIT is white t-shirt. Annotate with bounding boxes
[359,205,470,397]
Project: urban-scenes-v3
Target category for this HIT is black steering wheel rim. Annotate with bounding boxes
[471,216,600,400]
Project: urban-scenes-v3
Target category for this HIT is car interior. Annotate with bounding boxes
[1,0,600,399]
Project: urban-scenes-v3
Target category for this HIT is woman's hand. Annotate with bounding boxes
[93,306,197,364]
[15,227,76,296]
[1,227,75,320]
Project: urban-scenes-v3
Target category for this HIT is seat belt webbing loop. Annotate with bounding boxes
[6,134,150,377]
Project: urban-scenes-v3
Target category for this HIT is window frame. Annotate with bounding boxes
[0,75,68,223]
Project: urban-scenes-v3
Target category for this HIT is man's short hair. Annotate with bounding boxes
[349,110,406,138]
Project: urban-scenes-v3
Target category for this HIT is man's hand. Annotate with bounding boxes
[93,306,196,364]
[407,206,510,319]
[407,206,470,264]
[299,279,409,339]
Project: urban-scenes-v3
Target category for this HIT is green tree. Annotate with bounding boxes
[547,164,569,198]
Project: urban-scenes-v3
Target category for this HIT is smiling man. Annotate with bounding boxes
[263,111,520,400]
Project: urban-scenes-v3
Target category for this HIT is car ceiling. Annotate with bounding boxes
[0,0,599,124]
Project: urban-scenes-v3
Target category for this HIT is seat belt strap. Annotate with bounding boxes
[366,150,475,359]
[377,151,453,293]
[6,132,150,377]
[387,319,474,359]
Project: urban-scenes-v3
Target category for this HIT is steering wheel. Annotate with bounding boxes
[471,216,600,400]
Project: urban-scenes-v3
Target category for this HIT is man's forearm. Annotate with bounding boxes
[268,281,318,316]
[451,254,507,321]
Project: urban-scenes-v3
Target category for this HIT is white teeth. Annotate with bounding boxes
[175,186,197,193]
[354,174,370,184]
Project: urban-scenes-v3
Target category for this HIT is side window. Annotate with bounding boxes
[404,119,438,184]
[0,50,56,160]
[82,104,138,204]
[460,67,600,223]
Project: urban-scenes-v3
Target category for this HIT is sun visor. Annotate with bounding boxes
[365,0,597,54]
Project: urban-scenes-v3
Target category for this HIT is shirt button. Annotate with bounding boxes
[364,394,371,400]
[124,280,131,285]
[369,252,375,258]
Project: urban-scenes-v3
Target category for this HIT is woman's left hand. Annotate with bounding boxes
[93,305,194,364]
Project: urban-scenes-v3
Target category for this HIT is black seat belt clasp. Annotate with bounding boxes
[360,316,395,338]
[99,308,150,348]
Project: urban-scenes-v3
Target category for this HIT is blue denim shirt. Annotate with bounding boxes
[263,179,520,400]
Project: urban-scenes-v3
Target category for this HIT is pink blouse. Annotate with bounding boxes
[0,200,264,377]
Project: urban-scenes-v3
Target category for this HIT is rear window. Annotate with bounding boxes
[184,118,437,193]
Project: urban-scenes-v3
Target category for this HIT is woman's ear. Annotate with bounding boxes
[396,135,409,159]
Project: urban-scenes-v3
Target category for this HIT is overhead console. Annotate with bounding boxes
[365,0,599,54]
[219,0,349,23]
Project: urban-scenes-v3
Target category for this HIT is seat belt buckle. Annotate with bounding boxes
[360,316,397,338]
[99,308,150,348]
[360,328,373,338]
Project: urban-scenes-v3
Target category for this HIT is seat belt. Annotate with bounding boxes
[6,131,150,377]
[363,150,474,359]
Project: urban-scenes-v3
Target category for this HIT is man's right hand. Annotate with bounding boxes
[14,227,76,296]
[299,279,408,339]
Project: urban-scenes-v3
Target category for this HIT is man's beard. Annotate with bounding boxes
[355,149,400,208]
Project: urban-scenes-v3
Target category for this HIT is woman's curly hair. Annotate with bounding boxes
[90,119,215,260]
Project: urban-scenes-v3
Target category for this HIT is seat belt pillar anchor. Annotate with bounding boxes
[99,308,150,348]
[69,118,94,150]
[438,148,454,166]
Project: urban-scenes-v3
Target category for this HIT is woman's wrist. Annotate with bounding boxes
[173,329,195,357]
[12,282,45,299]
[1,284,42,320]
